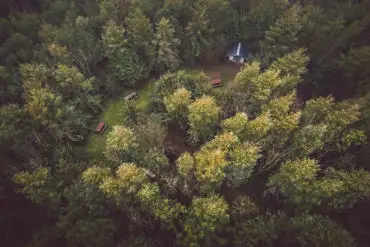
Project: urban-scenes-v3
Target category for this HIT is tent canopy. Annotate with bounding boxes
[226,42,248,58]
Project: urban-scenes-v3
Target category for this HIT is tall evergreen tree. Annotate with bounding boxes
[126,7,155,70]
[261,4,302,64]
[154,17,180,72]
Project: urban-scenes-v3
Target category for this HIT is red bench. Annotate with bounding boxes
[210,78,223,87]
[95,122,106,133]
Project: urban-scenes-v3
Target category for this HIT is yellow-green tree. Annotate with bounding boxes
[105,126,139,163]
[188,96,220,142]
[182,195,229,247]
[164,87,191,125]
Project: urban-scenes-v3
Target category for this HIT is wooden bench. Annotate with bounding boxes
[208,72,223,88]
[95,122,107,133]
[124,92,138,101]
[210,78,223,88]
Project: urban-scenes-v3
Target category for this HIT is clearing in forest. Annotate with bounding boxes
[86,64,240,160]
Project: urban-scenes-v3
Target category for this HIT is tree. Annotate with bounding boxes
[186,0,230,62]
[261,4,302,64]
[65,218,115,247]
[13,167,59,209]
[185,4,214,62]
[102,21,147,87]
[233,61,283,112]
[270,48,309,94]
[0,32,33,67]
[176,152,195,178]
[226,142,260,187]
[262,91,296,119]
[238,0,289,46]
[99,163,148,205]
[164,87,191,125]
[230,196,259,221]
[126,7,155,70]
[82,166,111,185]
[26,88,64,126]
[188,96,220,142]
[98,0,131,22]
[5,2,370,247]
[268,159,370,211]
[233,212,355,247]
[152,70,209,111]
[154,17,180,72]
[0,65,22,104]
[336,46,370,96]
[105,126,139,163]
[138,183,184,230]
[182,195,229,247]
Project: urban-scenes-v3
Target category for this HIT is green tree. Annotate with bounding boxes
[82,166,111,185]
[164,87,191,125]
[188,96,220,142]
[154,17,180,72]
[126,7,155,70]
[65,218,115,247]
[176,152,195,178]
[226,142,260,187]
[261,4,302,64]
[268,159,370,211]
[99,163,148,205]
[102,21,147,88]
[336,46,370,96]
[230,196,259,221]
[185,4,214,62]
[105,126,139,163]
[234,212,355,247]
[152,70,209,111]
[138,183,184,230]
[98,0,131,22]
[14,167,59,208]
[270,48,309,94]
[183,195,229,247]
[238,0,289,46]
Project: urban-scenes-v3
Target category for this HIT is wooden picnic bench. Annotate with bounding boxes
[95,122,107,133]
[208,72,223,88]
[124,92,138,101]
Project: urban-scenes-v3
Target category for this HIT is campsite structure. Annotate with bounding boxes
[226,42,248,64]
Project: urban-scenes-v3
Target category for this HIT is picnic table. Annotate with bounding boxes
[124,92,138,101]
[208,72,223,88]
[95,122,106,133]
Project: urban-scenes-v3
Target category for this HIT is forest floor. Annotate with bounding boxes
[86,63,241,160]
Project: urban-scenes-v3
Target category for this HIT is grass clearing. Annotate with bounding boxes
[85,64,240,160]
[87,96,127,160]
[185,63,241,85]
[136,81,154,111]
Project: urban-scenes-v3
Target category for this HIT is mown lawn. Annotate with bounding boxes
[86,96,127,160]
[86,84,154,159]
[86,64,240,160]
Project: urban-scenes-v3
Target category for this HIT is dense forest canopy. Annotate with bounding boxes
[2,0,370,246]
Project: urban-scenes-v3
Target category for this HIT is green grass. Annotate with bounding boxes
[185,63,240,87]
[87,96,127,160]
[136,81,154,111]
[86,79,155,160]
[85,64,240,160]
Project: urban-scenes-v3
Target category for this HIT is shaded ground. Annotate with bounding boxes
[163,124,194,163]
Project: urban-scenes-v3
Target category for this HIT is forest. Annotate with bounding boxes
[1,0,370,246]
